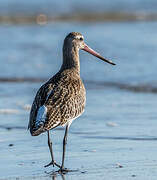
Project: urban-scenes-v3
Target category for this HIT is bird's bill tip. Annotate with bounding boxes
[82,44,116,65]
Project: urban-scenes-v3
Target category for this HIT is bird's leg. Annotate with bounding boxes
[58,124,70,172]
[44,131,61,168]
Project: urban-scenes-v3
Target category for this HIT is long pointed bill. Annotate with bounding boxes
[82,44,116,65]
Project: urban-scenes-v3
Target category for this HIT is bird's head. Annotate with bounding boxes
[64,32,116,65]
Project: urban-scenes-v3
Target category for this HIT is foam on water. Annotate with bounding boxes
[0,109,19,114]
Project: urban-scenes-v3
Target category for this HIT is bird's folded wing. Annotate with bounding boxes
[28,82,51,131]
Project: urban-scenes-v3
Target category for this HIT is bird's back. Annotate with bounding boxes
[28,69,86,136]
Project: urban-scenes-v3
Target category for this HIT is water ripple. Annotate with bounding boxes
[82,135,157,141]
[86,81,157,93]
[1,77,156,94]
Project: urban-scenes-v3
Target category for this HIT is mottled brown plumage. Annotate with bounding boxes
[29,69,86,136]
[28,32,115,172]
[29,32,86,136]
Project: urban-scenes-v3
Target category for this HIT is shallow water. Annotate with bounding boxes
[1,20,157,179]
[1,21,157,84]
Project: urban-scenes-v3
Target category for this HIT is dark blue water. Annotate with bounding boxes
[1,22,157,85]
[1,0,157,15]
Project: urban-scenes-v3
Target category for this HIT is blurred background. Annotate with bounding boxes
[1,0,157,179]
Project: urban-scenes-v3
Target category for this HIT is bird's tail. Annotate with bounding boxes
[30,105,47,136]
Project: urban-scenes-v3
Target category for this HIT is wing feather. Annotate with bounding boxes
[28,81,54,135]
[28,71,86,136]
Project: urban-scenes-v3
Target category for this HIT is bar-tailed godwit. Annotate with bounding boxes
[28,32,115,172]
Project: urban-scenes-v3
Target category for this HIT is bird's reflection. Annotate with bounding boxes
[60,173,66,180]
[51,172,66,180]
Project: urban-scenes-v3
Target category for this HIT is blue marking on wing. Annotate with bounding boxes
[35,105,47,127]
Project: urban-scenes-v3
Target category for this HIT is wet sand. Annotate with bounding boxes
[1,12,157,25]
[0,82,157,180]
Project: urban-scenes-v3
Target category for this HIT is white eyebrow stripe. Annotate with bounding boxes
[76,35,84,39]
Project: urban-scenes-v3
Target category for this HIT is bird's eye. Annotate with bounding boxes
[79,37,83,41]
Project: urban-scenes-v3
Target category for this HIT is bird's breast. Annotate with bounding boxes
[59,79,86,125]
[44,75,86,129]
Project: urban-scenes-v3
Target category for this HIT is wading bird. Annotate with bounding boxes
[28,32,115,172]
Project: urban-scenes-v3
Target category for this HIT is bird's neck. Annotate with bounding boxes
[61,44,80,74]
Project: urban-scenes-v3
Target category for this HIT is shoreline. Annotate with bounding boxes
[1,12,157,24]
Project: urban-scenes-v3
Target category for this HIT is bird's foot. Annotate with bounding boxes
[57,167,77,174]
[44,161,61,168]
[57,167,69,174]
